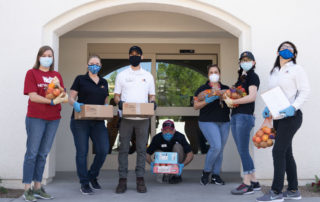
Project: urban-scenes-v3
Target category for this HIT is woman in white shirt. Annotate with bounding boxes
[257,41,310,202]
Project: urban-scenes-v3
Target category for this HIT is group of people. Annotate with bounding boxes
[22,42,310,202]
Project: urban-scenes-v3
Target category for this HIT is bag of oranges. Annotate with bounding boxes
[222,86,247,108]
[196,89,225,102]
[45,76,67,102]
[252,118,276,149]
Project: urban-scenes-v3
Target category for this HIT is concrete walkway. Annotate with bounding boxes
[4,170,320,202]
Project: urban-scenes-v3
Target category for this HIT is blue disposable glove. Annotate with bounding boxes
[73,101,84,113]
[178,163,184,176]
[150,162,155,173]
[279,106,296,117]
[205,95,219,104]
[262,107,270,118]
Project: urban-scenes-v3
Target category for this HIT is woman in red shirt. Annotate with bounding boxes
[23,46,68,201]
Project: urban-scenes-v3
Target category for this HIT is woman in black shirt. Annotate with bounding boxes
[194,64,230,186]
[224,51,261,195]
[69,55,109,195]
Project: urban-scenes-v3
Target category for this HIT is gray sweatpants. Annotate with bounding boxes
[118,118,149,178]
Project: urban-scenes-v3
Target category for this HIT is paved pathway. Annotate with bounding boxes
[3,170,320,202]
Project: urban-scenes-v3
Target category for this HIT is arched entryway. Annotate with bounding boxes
[42,0,251,180]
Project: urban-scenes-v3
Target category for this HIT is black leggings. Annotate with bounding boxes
[271,110,302,193]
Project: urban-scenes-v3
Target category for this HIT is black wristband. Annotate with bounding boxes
[118,100,124,110]
[151,100,157,110]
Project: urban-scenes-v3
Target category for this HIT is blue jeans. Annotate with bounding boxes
[23,117,60,184]
[230,113,255,175]
[198,121,230,175]
[70,119,109,185]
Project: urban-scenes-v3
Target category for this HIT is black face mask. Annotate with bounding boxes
[129,56,141,67]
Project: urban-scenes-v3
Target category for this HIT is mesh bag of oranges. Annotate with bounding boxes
[194,87,226,108]
[252,118,276,149]
[195,88,225,102]
[45,76,67,102]
[222,86,247,107]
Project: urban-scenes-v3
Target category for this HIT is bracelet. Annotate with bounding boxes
[50,99,54,106]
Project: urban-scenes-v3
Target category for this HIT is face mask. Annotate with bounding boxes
[88,64,101,74]
[129,56,141,67]
[240,61,253,71]
[209,74,219,83]
[279,49,294,59]
[163,133,173,142]
[40,57,53,68]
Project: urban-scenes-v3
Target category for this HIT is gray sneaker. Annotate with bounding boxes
[283,190,302,200]
[231,183,254,195]
[256,190,284,202]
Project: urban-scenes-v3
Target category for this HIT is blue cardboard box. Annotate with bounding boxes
[154,152,178,164]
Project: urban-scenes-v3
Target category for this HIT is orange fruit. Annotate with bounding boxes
[262,127,272,134]
[53,88,61,97]
[255,137,262,143]
[48,82,55,89]
[260,142,268,148]
[254,142,260,148]
[262,134,269,142]
[267,139,273,147]
[252,136,257,143]
[45,93,55,99]
[256,130,264,137]
[46,88,53,94]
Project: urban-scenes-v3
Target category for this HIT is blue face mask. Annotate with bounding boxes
[88,64,101,74]
[279,49,294,59]
[163,133,173,142]
[240,61,253,71]
[40,57,53,68]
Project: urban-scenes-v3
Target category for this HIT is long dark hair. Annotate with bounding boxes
[33,46,55,71]
[271,41,297,74]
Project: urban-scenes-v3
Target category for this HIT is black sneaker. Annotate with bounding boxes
[200,171,210,185]
[231,183,254,195]
[80,184,93,195]
[251,181,261,191]
[211,174,225,185]
[90,179,101,190]
[169,175,182,184]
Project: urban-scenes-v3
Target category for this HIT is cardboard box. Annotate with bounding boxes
[154,152,178,164]
[122,103,154,117]
[74,104,113,120]
[153,164,179,174]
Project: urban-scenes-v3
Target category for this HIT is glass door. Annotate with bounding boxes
[155,54,217,154]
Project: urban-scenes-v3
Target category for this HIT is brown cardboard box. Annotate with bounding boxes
[74,104,114,120]
[122,103,154,117]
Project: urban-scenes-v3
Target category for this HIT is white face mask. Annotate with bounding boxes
[209,74,219,83]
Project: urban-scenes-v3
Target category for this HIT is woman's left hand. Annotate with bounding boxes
[279,106,295,117]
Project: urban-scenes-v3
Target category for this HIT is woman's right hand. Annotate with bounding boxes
[205,95,219,103]
[73,101,84,112]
